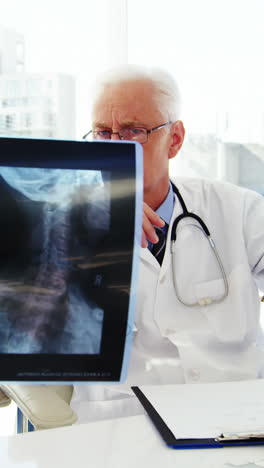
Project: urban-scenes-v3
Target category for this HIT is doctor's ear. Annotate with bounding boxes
[168,120,185,159]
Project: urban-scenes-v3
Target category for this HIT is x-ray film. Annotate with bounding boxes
[0,137,143,382]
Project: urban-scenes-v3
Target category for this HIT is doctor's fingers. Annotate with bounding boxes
[143,202,165,229]
[141,203,165,248]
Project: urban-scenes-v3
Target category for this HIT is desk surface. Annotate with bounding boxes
[1,414,264,468]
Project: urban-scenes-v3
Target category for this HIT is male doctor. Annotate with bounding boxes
[71,65,264,422]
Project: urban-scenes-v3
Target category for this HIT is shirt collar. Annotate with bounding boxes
[156,182,174,225]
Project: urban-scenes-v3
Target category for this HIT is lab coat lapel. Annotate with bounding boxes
[140,180,196,273]
[140,246,160,270]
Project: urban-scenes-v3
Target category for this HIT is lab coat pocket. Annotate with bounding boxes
[195,278,226,305]
[195,277,241,342]
[197,266,260,343]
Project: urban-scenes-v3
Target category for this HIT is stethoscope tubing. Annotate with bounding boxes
[170,182,229,307]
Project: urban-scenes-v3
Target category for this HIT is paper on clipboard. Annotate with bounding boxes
[139,380,264,439]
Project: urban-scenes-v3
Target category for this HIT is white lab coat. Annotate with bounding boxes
[71,177,264,421]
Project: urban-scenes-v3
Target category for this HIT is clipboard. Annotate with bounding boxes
[131,386,264,450]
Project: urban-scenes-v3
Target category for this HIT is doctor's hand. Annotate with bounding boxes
[142,202,165,248]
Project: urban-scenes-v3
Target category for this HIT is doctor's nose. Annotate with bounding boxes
[110,131,122,140]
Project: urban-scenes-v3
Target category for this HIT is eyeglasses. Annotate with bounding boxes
[82,122,172,144]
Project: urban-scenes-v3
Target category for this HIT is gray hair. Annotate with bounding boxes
[92,64,182,121]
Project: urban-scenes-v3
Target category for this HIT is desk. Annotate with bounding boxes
[1,414,264,468]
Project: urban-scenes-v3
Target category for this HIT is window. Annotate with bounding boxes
[5,113,15,129]
[127,0,264,195]
[43,111,55,126]
[24,112,32,128]
[16,41,24,61]
[0,1,127,140]
[0,114,5,130]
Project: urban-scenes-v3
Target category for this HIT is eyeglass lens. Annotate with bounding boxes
[93,128,147,143]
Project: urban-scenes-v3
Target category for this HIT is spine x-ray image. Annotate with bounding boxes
[0,166,110,354]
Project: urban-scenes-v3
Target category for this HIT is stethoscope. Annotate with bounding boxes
[170,182,229,307]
